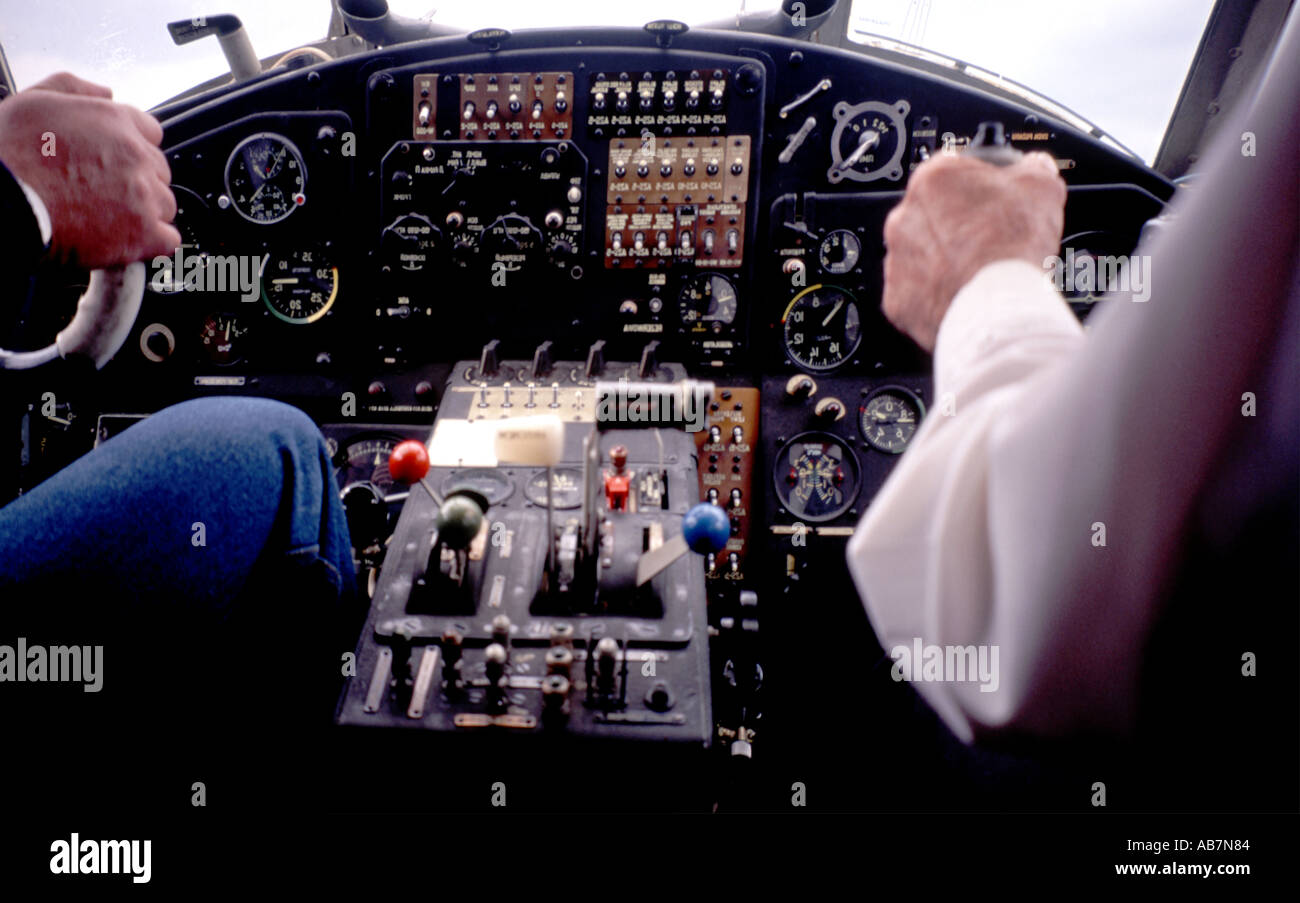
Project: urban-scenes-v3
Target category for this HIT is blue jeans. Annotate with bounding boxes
[0,397,358,809]
[1,396,355,618]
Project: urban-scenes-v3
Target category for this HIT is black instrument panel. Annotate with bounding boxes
[0,25,1184,815]
[8,24,1176,574]
[116,27,1169,387]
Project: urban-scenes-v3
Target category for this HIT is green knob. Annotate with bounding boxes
[436,494,485,550]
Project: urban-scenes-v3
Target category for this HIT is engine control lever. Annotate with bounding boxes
[963,121,1023,167]
[635,502,731,587]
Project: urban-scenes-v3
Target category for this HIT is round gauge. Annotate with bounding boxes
[860,387,925,454]
[524,467,584,509]
[440,468,515,506]
[381,213,441,274]
[679,273,738,327]
[199,312,249,366]
[261,247,338,324]
[224,132,306,224]
[333,435,401,495]
[773,432,861,522]
[827,100,910,184]
[818,229,862,275]
[152,186,209,294]
[781,285,862,372]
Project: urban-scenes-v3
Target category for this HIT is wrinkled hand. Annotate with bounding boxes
[881,151,1066,352]
[0,72,179,269]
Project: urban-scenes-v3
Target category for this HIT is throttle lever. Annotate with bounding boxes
[963,121,1023,167]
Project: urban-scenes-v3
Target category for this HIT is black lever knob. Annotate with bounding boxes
[585,339,607,380]
[478,339,501,378]
[965,121,1023,167]
[638,339,661,380]
[530,340,554,380]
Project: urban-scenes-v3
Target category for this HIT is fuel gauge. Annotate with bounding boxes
[200,312,249,366]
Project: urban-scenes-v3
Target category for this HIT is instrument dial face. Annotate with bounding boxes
[440,468,515,506]
[199,312,248,366]
[773,432,861,522]
[261,247,338,324]
[334,435,401,495]
[525,468,584,509]
[224,132,306,225]
[679,273,738,326]
[860,387,925,454]
[827,100,910,184]
[782,285,861,372]
[818,229,862,275]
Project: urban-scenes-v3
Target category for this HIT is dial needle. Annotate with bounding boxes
[835,128,880,173]
[822,299,844,326]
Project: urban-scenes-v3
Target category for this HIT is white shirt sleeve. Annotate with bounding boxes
[846,259,1085,742]
[846,34,1298,745]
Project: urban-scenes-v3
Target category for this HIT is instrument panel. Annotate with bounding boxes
[4,27,1175,806]
[11,24,1176,580]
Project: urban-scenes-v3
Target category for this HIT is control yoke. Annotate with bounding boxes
[0,263,146,370]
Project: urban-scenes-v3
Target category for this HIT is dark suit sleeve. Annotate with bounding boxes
[0,159,47,336]
[0,159,47,275]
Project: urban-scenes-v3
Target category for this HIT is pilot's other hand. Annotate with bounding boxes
[881,151,1065,352]
[0,72,180,269]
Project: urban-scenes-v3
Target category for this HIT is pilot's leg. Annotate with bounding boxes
[0,395,355,621]
[0,396,358,809]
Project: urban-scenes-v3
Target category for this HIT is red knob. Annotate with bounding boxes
[389,439,430,484]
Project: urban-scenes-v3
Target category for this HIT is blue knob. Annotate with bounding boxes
[682,502,731,554]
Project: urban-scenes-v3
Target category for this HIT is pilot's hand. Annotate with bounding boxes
[0,72,180,269]
[881,151,1066,352]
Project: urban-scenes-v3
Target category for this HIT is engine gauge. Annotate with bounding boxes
[525,468,584,509]
[860,386,925,454]
[224,132,306,224]
[440,468,515,506]
[827,100,910,184]
[199,312,249,366]
[818,229,862,275]
[773,432,861,522]
[261,247,339,324]
[679,273,738,327]
[781,285,861,372]
[333,434,402,495]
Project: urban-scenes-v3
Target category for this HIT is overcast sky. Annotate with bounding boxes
[3,0,1214,163]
